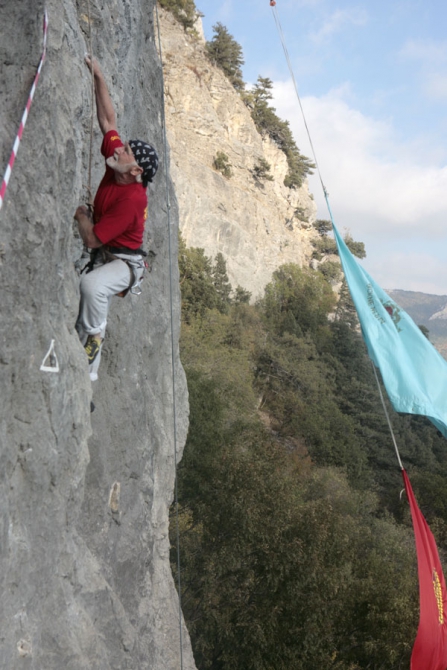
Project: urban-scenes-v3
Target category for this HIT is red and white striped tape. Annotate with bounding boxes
[0,10,48,211]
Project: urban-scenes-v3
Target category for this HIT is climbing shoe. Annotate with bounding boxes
[84,336,101,364]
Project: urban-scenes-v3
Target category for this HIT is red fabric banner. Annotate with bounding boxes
[403,470,447,670]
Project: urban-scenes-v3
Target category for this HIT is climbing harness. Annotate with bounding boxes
[82,246,149,297]
[155,4,184,670]
[0,10,48,211]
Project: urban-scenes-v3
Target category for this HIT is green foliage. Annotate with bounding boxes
[344,233,366,259]
[175,242,447,670]
[314,218,333,236]
[233,285,251,304]
[172,373,417,669]
[318,259,342,283]
[262,263,336,338]
[252,157,274,182]
[213,151,232,178]
[312,235,338,259]
[244,77,315,188]
[212,253,232,313]
[206,22,245,91]
[159,0,198,30]
[312,230,366,261]
[178,235,233,321]
[178,235,216,322]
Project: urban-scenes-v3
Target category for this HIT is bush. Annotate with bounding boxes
[344,233,366,259]
[159,0,198,30]
[213,151,232,178]
[252,157,274,182]
[312,236,338,259]
[318,259,342,282]
[313,219,332,236]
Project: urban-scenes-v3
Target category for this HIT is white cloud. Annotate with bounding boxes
[273,81,447,232]
[310,8,368,44]
[399,39,447,64]
[399,39,447,101]
[425,73,447,101]
[272,80,447,292]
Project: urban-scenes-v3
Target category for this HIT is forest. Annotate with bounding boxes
[171,234,447,670]
[160,2,447,667]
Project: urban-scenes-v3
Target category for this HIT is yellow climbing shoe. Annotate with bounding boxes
[84,335,101,364]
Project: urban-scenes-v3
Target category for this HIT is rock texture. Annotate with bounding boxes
[159,10,318,299]
[0,1,194,668]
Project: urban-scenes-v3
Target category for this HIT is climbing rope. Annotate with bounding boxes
[154,4,184,669]
[0,9,48,211]
[371,362,404,470]
[270,1,404,471]
[86,0,95,208]
[270,1,328,202]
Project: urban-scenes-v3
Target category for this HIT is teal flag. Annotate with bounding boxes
[333,223,447,438]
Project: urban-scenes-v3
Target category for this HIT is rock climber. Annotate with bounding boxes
[74,56,158,382]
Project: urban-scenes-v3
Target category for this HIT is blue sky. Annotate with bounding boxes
[196,0,447,295]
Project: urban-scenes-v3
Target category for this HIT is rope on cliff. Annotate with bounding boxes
[270,1,327,201]
[86,0,95,207]
[154,4,185,669]
[0,9,49,212]
[270,2,406,470]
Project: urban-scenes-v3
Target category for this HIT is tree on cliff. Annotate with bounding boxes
[159,0,198,30]
[244,77,315,188]
[206,23,245,91]
[212,253,232,312]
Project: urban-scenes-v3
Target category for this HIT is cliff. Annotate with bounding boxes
[0,1,195,668]
[159,9,318,299]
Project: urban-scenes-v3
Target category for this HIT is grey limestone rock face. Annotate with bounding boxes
[159,9,318,300]
[0,0,194,668]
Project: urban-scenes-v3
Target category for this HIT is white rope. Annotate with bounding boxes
[86,0,95,207]
[154,4,184,669]
[371,362,404,470]
[271,2,405,472]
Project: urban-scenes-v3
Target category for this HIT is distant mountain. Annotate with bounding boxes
[387,289,447,358]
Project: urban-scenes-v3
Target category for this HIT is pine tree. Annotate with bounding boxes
[206,23,245,91]
[245,77,314,188]
[212,252,232,312]
[159,0,198,30]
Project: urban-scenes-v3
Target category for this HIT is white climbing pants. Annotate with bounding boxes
[76,252,145,381]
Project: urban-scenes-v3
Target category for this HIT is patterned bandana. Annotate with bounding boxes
[129,139,159,187]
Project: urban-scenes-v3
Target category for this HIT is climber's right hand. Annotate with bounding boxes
[84,55,102,78]
[74,205,91,222]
